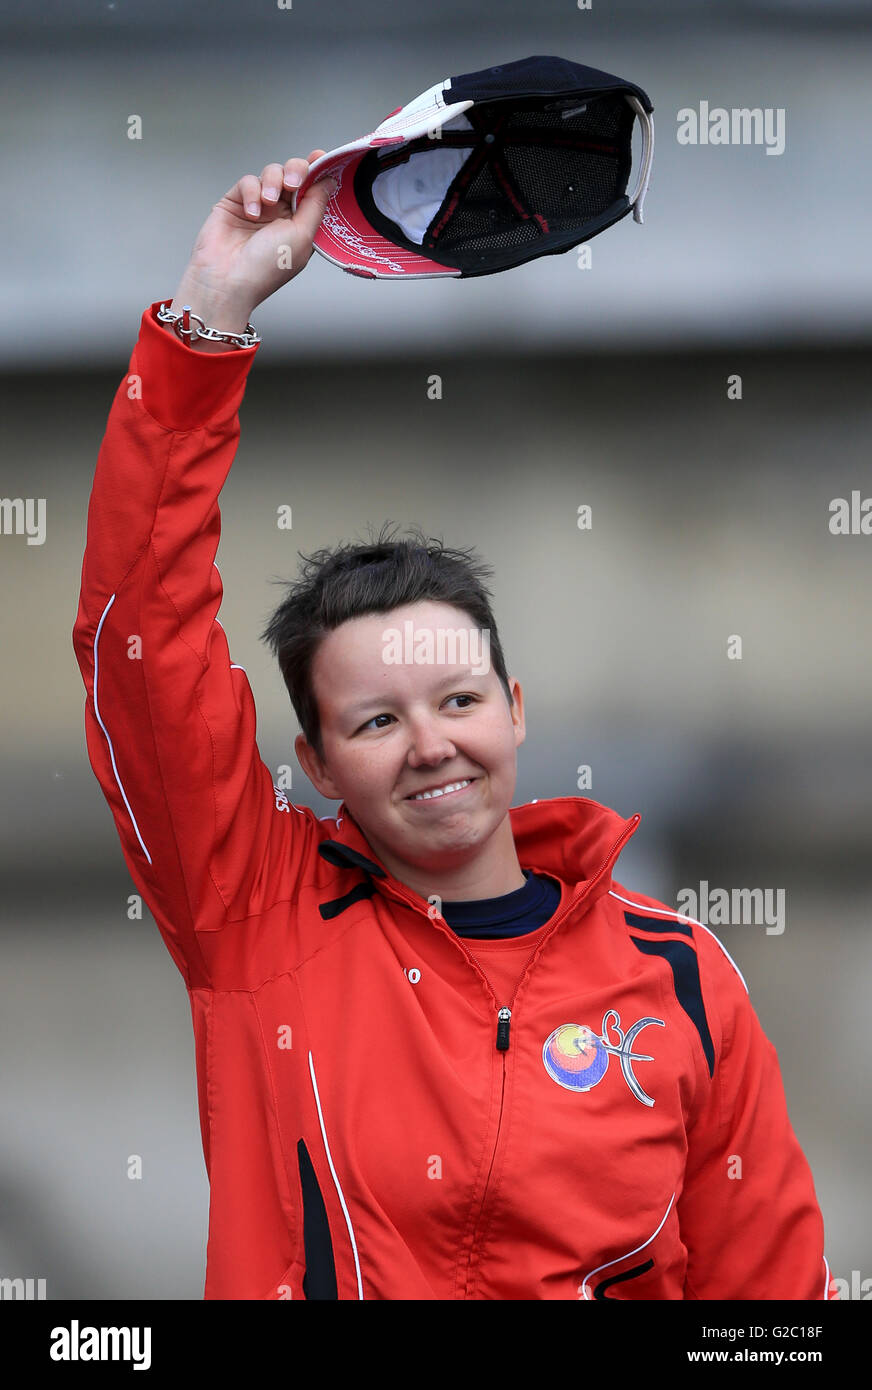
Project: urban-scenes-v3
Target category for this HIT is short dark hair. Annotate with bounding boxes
[260,522,514,761]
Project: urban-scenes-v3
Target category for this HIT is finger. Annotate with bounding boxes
[260,161,288,205]
[281,155,313,193]
[307,148,327,164]
[238,172,264,218]
[291,173,337,243]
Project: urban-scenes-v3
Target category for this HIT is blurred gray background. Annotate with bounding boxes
[1,0,870,1300]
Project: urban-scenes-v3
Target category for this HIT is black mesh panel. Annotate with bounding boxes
[500,146,623,228]
[424,96,634,263]
[426,163,539,253]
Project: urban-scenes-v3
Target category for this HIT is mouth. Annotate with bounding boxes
[404,777,478,804]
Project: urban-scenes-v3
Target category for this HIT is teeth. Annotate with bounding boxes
[413,779,471,801]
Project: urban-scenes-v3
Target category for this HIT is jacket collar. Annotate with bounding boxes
[317,796,641,894]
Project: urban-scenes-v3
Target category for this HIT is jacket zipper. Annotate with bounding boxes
[453,891,588,1296]
[370,814,642,1294]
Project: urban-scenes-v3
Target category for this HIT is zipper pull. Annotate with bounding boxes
[496,1007,512,1052]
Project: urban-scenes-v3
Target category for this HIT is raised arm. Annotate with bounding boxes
[72,155,337,986]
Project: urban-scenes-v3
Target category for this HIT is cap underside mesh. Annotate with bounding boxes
[358,94,635,273]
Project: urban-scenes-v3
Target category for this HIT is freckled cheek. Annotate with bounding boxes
[470,718,516,771]
[347,750,401,800]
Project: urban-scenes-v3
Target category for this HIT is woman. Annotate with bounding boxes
[72,155,833,1301]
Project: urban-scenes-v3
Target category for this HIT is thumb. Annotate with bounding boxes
[292,174,338,244]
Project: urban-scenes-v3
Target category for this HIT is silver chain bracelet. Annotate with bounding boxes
[157,302,261,349]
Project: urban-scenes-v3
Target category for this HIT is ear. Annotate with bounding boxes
[294,732,343,800]
[508,677,526,748]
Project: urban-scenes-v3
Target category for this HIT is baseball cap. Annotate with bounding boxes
[293,54,654,279]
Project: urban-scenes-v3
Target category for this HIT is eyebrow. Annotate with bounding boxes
[343,668,482,719]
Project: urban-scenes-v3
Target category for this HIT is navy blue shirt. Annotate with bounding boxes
[440,869,562,940]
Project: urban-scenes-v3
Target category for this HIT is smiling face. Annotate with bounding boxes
[294,599,526,898]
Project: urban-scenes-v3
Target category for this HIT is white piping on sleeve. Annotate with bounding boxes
[92,594,153,866]
[609,889,749,995]
[580,1192,675,1300]
[693,920,749,995]
[823,1255,831,1300]
[308,1050,364,1299]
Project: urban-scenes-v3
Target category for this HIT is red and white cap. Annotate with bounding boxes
[292,56,654,281]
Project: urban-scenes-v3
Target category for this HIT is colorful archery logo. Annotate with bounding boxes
[543,1009,665,1106]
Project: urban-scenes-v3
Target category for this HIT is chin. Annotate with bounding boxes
[411,801,502,852]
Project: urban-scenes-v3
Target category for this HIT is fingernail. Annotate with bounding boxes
[245,202,259,216]
[286,171,302,188]
[263,186,279,201]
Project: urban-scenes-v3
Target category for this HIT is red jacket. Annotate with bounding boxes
[72,300,836,1301]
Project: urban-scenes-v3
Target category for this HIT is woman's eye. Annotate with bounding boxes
[358,696,475,733]
[361,713,394,731]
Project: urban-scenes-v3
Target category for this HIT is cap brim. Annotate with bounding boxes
[294,141,460,279]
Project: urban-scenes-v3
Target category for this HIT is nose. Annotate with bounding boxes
[404,712,457,768]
